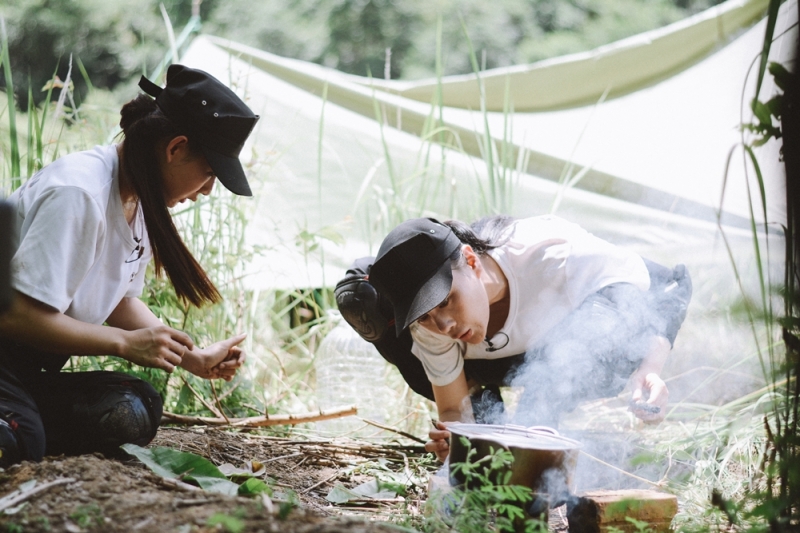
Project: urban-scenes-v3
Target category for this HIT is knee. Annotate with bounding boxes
[86,380,163,449]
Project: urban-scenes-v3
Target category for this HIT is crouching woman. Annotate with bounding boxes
[0,65,259,466]
[336,215,691,461]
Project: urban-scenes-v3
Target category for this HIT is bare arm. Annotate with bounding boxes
[108,297,246,381]
[425,369,473,461]
[628,335,671,422]
[0,291,190,372]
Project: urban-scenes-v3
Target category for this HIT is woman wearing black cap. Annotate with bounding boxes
[0,65,259,466]
[336,215,691,461]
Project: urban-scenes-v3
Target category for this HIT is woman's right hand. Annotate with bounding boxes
[120,326,194,372]
[426,421,452,462]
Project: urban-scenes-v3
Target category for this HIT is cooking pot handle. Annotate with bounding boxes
[526,425,560,436]
[502,424,560,436]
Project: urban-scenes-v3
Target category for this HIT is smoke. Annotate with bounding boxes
[507,282,663,428]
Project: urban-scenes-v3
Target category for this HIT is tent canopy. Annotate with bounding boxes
[178,0,795,292]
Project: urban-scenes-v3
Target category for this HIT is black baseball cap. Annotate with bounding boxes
[369,218,462,335]
[138,64,260,197]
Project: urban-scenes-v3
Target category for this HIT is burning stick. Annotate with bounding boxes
[629,401,661,414]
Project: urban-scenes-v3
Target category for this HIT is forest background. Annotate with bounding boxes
[1,0,726,110]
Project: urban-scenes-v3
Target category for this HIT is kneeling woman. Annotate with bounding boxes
[336,216,691,461]
[0,65,258,466]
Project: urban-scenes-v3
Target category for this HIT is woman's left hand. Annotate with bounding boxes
[180,333,247,381]
[629,371,668,423]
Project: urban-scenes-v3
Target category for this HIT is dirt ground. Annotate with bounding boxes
[0,427,435,532]
[0,401,670,533]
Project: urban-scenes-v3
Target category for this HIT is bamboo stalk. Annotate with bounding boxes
[161,405,357,427]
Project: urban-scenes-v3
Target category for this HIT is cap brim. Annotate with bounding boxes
[201,145,252,197]
[394,260,453,336]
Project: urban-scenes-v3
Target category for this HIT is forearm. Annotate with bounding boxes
[106,297,163,330]
[0,291,126,357]
[635,335,671,376]
[433,370,474,423]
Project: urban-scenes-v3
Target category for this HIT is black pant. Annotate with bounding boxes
[0,360,162,461]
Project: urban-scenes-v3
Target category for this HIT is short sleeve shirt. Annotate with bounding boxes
[410,215,650,386]
[8,145,151,325]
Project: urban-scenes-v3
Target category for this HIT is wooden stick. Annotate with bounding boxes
[161,405,358,428]
[209,380,230,425]
[299,471,340,494]
[356,417,427,444]
[0,478,75,512]
[155,476,201,492]
[180,375,224,419]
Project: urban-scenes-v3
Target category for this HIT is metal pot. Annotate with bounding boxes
[447,423,581,503]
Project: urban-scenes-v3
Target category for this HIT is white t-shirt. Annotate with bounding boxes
[8,144,151,325]
[410,215,650,386]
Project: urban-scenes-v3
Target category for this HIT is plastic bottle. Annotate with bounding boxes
[314,311,391,435]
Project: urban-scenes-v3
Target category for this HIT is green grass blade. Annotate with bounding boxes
[755,0,781,98]
[1,18,21,184]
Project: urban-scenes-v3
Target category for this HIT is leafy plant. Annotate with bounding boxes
[121,444,273,497]
[69,503,104,529]
[424,438,544,533]
[207,509,246,533]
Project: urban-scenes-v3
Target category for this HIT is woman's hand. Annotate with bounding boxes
[120,325,194,372]
[629,371,669,423]
[426,421,452,462]
[180,333,247,381]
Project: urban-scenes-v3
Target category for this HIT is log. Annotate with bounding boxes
[161,405,358,428]
[566,489,677,533]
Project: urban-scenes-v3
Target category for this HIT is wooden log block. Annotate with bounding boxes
[566,489,677,533]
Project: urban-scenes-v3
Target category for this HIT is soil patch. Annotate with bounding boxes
[0,427,429,532]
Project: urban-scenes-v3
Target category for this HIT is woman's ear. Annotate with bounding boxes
[164,136,190,163]
[462,245,482,274]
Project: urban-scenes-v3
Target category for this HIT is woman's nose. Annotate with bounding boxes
[434,313,454,334]
[202,177,216,196]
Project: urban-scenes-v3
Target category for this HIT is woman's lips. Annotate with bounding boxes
[458,329,472,341]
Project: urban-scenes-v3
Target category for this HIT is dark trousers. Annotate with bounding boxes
[0,361,162,461]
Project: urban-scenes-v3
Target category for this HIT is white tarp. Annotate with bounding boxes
[177,0,797,405]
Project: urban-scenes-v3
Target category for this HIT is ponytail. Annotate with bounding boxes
[443,215,515,254]
[119,95,221,307]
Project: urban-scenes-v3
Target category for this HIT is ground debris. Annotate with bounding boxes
[0,428,429,532]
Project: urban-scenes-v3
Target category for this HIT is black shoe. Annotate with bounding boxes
[0,417,21,468]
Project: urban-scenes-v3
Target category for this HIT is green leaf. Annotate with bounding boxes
[121,444,240,496]
[751,98,772,126]
[768,62,791,92]
[765,95,782,119]
[326,484,363,504]
[238,478,273,497]
[206,512,245,533]
[325,479,397,504]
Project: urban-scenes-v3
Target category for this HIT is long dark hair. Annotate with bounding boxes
[119,95,221,307]
[443,215,515,262]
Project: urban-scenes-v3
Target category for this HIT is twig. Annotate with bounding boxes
[260,452,304,464]
[161,405,358,427]
[156,476,201,492]
[217,380,241,402]
[300,471,340,494]
[180,375,224,419]
[0,478,76,512]
[209,380,231,425]
[356,417,427,444]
